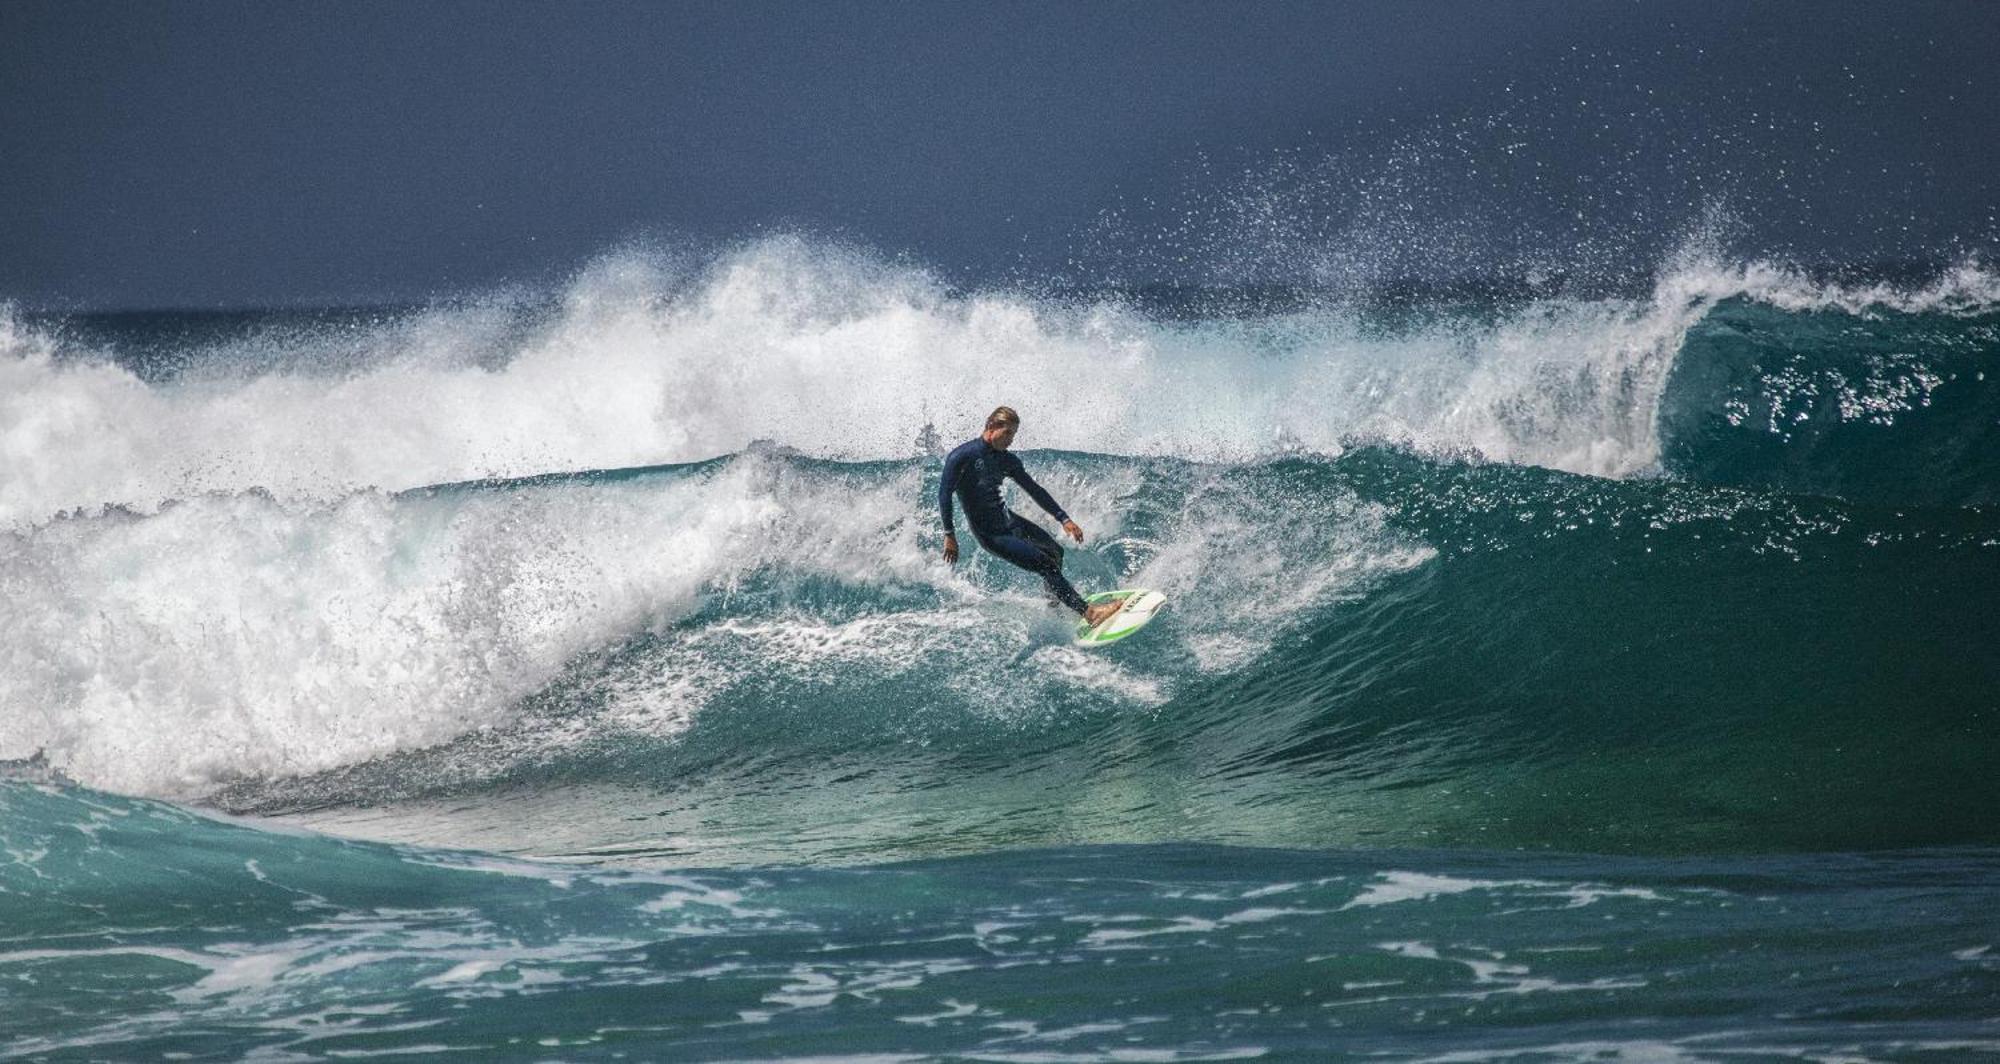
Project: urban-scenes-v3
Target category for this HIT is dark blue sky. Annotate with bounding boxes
[4,0,1995,308]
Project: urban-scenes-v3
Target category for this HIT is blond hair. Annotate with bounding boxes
[985,405,1020,430]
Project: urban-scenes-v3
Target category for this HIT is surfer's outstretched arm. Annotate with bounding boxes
[1007,456,1084,543]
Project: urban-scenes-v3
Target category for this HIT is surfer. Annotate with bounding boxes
[941,406,1123,627]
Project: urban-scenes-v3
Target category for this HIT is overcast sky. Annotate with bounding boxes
[4,0,1995,308]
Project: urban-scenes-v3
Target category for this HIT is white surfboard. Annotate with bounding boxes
[1074,589,1168,647]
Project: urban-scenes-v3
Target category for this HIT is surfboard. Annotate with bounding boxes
[1074,589,1168,647]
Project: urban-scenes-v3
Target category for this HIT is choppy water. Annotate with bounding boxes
[4,783,1999,1061]
[4,241,1998,1058]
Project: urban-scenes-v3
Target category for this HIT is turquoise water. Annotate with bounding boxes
[6,783,1998,1061]
[3,246,1999,1058]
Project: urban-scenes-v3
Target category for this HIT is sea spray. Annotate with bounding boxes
[14,239,1993,531]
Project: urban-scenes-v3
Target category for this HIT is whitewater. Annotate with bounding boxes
[4,238,1999,1059]
[15,237,1994,534]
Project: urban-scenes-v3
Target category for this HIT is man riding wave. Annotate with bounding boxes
[940,406,1123,628]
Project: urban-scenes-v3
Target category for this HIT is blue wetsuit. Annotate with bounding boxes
[939,438,1088,615]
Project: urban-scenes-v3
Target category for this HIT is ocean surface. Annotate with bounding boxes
[4,241,1999,1059]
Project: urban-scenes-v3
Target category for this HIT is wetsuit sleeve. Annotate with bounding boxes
[938,447,966,534]
[1007,455,1070,523]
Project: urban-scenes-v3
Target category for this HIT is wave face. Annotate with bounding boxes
[3,450,1996,860]
[119,455,2000,857]
[1663,298,2000,507]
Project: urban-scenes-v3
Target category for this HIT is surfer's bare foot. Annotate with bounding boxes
[1083,600,1121,626]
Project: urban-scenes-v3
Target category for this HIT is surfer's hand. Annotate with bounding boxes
[943,534,958,564]
[1062,519,1084,544]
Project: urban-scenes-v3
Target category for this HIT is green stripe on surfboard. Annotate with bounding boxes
[1075,589,1167,646]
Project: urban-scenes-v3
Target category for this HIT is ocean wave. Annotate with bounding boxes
[5,238,1998,859]
[14,239,1993,532]
[0,451,1422,802]
[1661,294,2000,504]
[7,448,1992,858]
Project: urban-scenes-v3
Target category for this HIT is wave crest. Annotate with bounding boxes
[0,237,1813,529]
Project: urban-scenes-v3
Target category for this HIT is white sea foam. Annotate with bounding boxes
[1697,257,2000,317]
[1344,871,1667,911]
[13,238,1977,532]
[0,456,938,796]
[0,441,1422,798]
